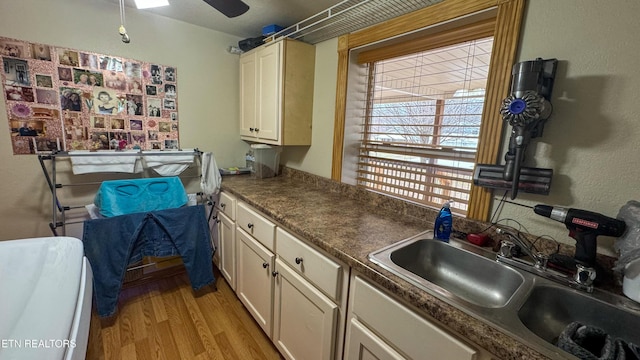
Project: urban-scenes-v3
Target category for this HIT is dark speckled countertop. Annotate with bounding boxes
[220,169,555,360]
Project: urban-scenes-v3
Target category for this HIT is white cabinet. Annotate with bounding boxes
[216,192,237,290]
[236,227,275,337]
[239,39,315,146]
[273,258,338,360]
[345,275,487,360]
[233,201,348,360]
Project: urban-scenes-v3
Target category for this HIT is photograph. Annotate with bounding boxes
[124,61,142,78]
[164,84,176,97]
[12,120,44,136]
[88,72,102,86]
[90,131,109,150]
[59,87,82,111]
[164,67,175,82]
[104,71,127,91]
[130,119,143,131]
[111,118,125,130]
[126,94,143,116]
[64,124,87,141]
[145,85,157,96]
[171,123,178,131]
[151,142,161,150]
[80,53,98,69]
[36,88,59,106]
[74,69,91,85]
[170,112,178,121]
[92,87,119,115]
[58,49,79,66]
[159,122,171,132]
[164,139,178,150]
[127,79,143,94]
[163,98,176,110]
[150,64,162,84]
[0,39,26,58]
[3,58,30,86]
[5,86,24,101]
[148,130,158,140]
[31,137,60,153]
[91,116,105,128]
[131,132,145,145]
[35,74,53,88]
[58,67,73,81]
[148,98,162,117]
[31,43,51,61]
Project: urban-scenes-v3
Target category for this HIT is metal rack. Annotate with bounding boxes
[38,149,203,236]
[269,0,442,44]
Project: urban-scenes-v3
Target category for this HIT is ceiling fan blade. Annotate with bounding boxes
[202,0,249,18]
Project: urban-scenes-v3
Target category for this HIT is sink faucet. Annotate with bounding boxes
[496,228,548,270]
[495,227,595,292]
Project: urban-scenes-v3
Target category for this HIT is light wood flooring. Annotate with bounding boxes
[86,268,283,360]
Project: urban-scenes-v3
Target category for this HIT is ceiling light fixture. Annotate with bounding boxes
[134,0,170,9]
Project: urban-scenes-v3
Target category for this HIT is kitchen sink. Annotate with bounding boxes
[518,284,640,346]
[370,237,524,308]
[368,231,640,359]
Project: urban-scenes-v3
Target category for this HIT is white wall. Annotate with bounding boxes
[0,0,246,240]
[281,0,640,255]
[495,0,640,254]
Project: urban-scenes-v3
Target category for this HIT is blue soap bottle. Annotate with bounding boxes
[434,200,453,242]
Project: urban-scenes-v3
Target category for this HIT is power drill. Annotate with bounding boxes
[533,205,626,267]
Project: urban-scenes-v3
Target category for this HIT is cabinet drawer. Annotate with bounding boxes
[237,202,275,251]
[351,276,478,360]
[217,192,237,220]
[276,228,342,302]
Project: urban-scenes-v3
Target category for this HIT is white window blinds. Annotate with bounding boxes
[356,37,494,215]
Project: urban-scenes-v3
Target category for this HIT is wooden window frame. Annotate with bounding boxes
[331,0,526,221]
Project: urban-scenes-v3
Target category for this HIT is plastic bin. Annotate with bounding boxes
[251,144,282,178]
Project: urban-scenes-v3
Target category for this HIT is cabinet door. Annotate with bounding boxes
[256,42,281,142]
[236,227,275,337]
[239,51,257,138]
[218,211,236,291]
[345,318,406,360]
[273,259,338,360]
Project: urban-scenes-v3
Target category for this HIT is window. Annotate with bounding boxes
[356,38,493,215]
[332,0,526,220]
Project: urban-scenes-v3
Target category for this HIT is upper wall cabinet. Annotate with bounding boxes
[239,39,315,146]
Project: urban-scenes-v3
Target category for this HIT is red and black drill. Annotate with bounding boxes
[533,205,626,267]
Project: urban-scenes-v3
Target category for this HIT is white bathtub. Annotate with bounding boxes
[0,236,93,360]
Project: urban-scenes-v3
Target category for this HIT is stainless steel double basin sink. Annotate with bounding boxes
[369,232,640,359]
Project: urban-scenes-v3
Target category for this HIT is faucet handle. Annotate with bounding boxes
[574,264,597,286]
[499,240,516,258]
[534,253,549,270]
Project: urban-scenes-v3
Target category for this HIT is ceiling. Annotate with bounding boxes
[108,0,345,39]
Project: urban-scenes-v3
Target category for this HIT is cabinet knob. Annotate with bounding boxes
[295,257,303,265]
[215,219,221,224]
[220,203,226,208]
[262,262,269,269]
[249,127,255,132]
[272,271,278,277]
[247,223,254,229]
[255,128,260,132]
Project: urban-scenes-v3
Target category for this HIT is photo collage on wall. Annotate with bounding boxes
[1,36,180,154]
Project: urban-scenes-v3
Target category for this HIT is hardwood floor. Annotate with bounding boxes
[86,268,283,360]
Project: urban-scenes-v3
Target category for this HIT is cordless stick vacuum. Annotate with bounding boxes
[474,58,558,199]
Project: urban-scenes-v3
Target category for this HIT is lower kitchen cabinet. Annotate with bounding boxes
[273,258,338,360]
[345,318,405,360]
[217,211,236,291]
[344,274,489,360]
[236,227,275,337]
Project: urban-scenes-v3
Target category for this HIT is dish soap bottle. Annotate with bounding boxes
[434,200,453,242]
